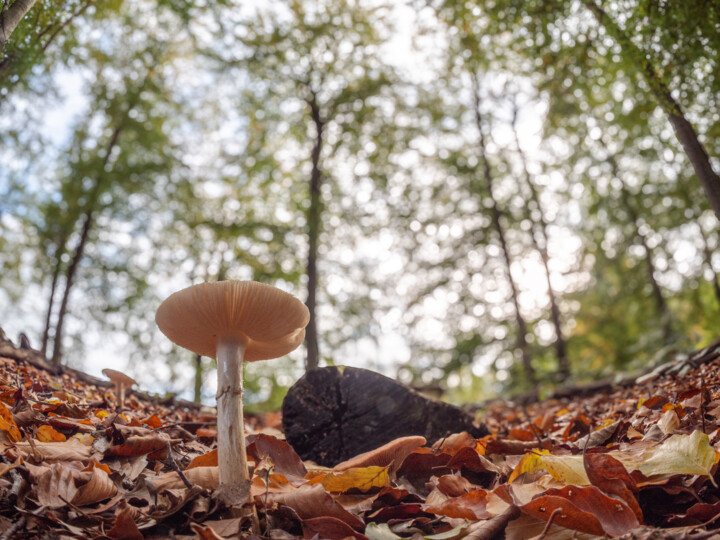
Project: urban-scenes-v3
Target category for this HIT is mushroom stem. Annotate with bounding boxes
[216,336,250,485]
[117,384,125,408]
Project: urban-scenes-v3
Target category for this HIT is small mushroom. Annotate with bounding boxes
[102,368,137,409]
[155,281,309,486]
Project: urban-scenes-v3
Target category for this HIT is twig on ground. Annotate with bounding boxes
[165,440,193,489]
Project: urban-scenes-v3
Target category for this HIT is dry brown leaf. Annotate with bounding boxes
[72,464,118,506]
[14,438,92,460]
[151,466,219,491]
[333,435,426,472]
[109,433,168,456]
[36,463,78,508]
[268,484,364,530]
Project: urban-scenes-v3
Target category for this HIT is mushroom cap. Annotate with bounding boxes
[155,281,310,361]
[102,368,137,386]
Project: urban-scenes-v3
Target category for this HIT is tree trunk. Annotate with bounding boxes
[304,92,323,371]
[697,224,720,308]
[0,0,38,52]
[51,209,93,364]
[511,106,570,381]
[584,0,720,222]
[608,157,673,340]
[471,73,537,385]
[48,124,122,365]
[41,243,65,357]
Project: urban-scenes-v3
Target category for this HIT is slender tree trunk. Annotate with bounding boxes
[51,209,93,364]
[584,0,720,222]
[41,247,64,357]
[48,124,122,365]
[304,92,323,371]
[471,73,537,385]
[697,224,720,308]
[0,0,38,51]
[608,157,673,340]
[511,107,570,381]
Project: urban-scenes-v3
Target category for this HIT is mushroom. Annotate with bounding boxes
[102,368,137,409]
[155,281,309,486]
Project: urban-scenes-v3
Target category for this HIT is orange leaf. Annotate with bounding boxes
[0,400,21,442]
[186,449,218,470]
[83,459,112,475]
[197,427,217,438]
[142,413,163,429]
[37,425,67,442]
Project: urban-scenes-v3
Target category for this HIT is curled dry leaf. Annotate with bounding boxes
[247,433,307,478]
[72,464,118,506]
[151,466,219,491]
[424,489,490,520]
[109,433,169,457]
[333,435,426,473]
[268,483,365,530]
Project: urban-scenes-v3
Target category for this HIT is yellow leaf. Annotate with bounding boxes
[37,425,67,442]
[636,431,717,480]
[508,450,589,486]
[95,410,109,419]
[321,466,390,493]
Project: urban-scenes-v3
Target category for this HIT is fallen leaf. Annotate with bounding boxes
[302,516,369,540]
[509,450,589,486]
[247,433,307,478]
[268,484,364,530]
[36,463,78,508]
[109,434,168,456]
[321,466,390,493]
[424,489,490,520]
[37,425,67,442]
[186,448,218,470]
[0,400,21,442]
[107,504,144,540]
[333,435,426,472]
[14,438,92,460]
[73,464,118,506]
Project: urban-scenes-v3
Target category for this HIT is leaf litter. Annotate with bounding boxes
[2,343,720,538]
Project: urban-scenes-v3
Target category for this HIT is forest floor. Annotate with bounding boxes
[1,338,720,539]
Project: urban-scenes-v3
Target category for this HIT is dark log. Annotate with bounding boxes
[282,366,488,466]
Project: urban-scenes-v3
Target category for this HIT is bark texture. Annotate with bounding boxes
[511,106,570,380]
[585,0,720,222]
[304,91,323,371]
[471,73,537,384]
[282,366,488,466]
[0,0,37,52]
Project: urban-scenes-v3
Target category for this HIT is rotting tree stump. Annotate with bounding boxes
[282,366,488,466]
